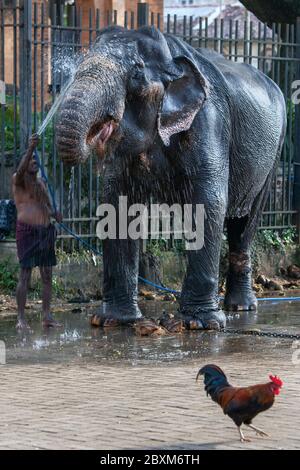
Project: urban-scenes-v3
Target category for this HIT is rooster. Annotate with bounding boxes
[197,364,283,442]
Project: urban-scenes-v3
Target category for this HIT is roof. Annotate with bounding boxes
[164,6,216,19]
[164,4,273,40]
[207,5,273,38]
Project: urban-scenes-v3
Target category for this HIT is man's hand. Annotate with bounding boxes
[28,133,39,150]
[54,211,63,223]
[14,133,40,185]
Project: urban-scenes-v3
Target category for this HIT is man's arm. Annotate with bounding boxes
[39,179,63,223]
[39,179,58,218]
[15,134,39,185]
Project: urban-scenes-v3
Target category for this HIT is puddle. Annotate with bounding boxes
[0,300,299,365]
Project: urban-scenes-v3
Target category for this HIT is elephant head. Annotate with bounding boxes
[55,26,209,165]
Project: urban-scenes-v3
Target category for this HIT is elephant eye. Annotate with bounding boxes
[136,60,145,69]
[131,61,145,79]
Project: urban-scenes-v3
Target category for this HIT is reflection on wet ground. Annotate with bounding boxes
[1,300,300,365]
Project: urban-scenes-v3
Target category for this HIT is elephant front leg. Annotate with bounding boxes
[92,183,143,326]
[92,237,143,326]
[180,194,227,330]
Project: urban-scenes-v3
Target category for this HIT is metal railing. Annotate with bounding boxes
[0,1,299,250]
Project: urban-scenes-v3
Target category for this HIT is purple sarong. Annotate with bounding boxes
[16,221,57,268]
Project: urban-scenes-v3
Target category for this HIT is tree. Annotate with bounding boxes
[239,0,300,26]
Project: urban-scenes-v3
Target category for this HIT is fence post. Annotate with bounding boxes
[19,0,32,154]
[294,17,300,240]
[137,3,149,28]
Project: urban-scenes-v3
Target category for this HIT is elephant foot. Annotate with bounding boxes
[90,315,122,328]
[225,253,257,311]
[224,272,257,312]
[180,308,226,330]
[223,291,257,311]
[90,303,143,327]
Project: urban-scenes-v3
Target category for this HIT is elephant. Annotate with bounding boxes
[55,25,286,330]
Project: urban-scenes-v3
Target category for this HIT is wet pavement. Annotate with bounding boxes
[1,300,300,450]
[1,299,300,365]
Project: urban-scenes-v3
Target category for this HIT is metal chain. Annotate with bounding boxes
[219,329,300,340]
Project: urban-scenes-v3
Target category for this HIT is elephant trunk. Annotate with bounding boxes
[55,55,126,165]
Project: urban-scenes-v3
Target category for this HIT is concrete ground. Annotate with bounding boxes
[1,298,300,450]
[0,356,299,450]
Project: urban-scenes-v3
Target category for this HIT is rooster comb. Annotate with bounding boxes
[269,375,283,387]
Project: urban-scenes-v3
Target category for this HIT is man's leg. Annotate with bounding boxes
[39,266,61,327]
[16,267,32,329]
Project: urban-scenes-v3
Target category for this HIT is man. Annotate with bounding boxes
[12,134,62,330]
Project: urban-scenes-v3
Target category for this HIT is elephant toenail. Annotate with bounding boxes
[205,320,220,331]
[188,319,204,330]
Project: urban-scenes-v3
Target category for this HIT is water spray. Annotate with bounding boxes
[37,78,73,136]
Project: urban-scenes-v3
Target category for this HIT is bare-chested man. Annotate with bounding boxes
[12,134,63,330]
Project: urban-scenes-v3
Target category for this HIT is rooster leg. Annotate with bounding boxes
[246,424,269,437]
[238,426,251,442]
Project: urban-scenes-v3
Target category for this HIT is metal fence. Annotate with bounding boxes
[0,1,300,250]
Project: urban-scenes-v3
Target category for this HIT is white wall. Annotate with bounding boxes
[164,0,240,7]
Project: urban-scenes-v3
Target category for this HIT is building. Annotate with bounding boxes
[1,0,165,87]
[164,0,241,23]
[163,2,273,70]
[74,0,164,30]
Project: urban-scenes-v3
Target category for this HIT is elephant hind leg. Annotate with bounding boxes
[224,164,277,311]
[224,215,257,311]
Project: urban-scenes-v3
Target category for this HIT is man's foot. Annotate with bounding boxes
[42,314,62,328]
[16,318,32,332]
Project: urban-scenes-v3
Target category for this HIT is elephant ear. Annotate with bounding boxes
[158,56,209,146]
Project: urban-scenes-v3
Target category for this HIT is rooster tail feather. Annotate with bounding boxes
[198,364,227,380]
[197,364,230,399]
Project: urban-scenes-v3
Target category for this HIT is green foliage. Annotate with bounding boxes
[257,228,297,251]
[0,97,54,155]
[249,228,297,276]
[40,122,54,157]
[52,275,66,298]
[0,97,20,152]
[146,239,169,257]
[56,247,102,267]
[29,272,66,300]
[0,259,18,292]
[146,239,187,257]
